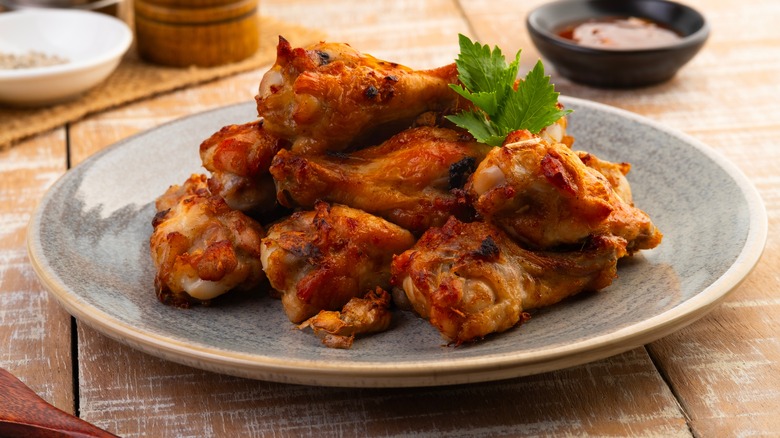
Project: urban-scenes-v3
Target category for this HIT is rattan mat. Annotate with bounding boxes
[0,16,325,151]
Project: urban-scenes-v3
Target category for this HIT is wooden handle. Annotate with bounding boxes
[0,368,118,438]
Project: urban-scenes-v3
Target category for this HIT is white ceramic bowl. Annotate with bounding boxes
[0,9,132,107]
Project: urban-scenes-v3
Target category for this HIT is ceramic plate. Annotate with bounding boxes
[27,98,767,387]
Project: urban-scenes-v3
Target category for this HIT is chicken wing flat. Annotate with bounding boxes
[270,126,491,235]
[391,217,628,344]
[260,201,416,323]
[150,174,267,307]
[467,130,662,252]
[199,120,288,220]
[256,37,461,154]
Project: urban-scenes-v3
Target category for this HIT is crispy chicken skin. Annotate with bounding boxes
[199,120,288,220]
[577,151,633,203]
[260,201,416,323]
[298,288,393,349]
[270,126,491,235]
[150,174,267,307]
[391,217,628,344]
[467,130,662,252]
[256,37,462,154]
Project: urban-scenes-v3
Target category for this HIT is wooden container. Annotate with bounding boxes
[134,0,259,67]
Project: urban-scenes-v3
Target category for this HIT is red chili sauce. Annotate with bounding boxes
[557,17,683,50]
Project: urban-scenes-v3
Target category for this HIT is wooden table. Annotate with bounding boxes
[2,0,779,436]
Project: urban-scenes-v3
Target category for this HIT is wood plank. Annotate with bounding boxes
[77,327,690,437]
[67,69,263,165]
[455,0,546,72]
[261,0,468,68]
[648,292,780,435]
[0,131,74,413]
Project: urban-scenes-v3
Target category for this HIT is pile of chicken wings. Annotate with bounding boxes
[149,37,662,348]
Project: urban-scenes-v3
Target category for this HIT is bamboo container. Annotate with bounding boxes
[134,0,259,67]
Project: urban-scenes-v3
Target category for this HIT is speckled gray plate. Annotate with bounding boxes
[27,97,767,387]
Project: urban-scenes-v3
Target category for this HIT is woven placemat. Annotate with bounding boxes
[0,16,325,151]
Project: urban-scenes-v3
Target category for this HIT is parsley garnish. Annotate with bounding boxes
[446,34,571,146]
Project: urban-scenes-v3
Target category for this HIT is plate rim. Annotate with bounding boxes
[26,97,768,387]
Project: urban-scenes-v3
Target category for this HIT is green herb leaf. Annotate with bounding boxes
[446,110,507,147]
[445,34,571,146]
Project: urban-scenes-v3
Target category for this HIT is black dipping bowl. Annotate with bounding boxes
[527,0,709,88]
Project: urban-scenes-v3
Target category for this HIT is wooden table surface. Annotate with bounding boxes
[2,0,779,436]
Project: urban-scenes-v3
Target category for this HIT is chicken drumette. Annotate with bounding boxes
[199,120,288,220]
[256,37,462,154]
[467,130,662,252]
[150,174,267,307]
[391,217,627,344]
[260,201,416,323]
[270,126,491,235]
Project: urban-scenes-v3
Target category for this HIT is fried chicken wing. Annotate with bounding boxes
[260,201,416,323]
[298,288,392,349]
[199,120,288,220]
[467,130,662,252]
[270,126,491,234]
[256,37,462,154]
[150,174,267,307]
[391,217,627,343]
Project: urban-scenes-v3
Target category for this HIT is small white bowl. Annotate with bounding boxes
[0,9,132,107]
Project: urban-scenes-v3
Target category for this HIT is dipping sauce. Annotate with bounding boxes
[557,17,683,50]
